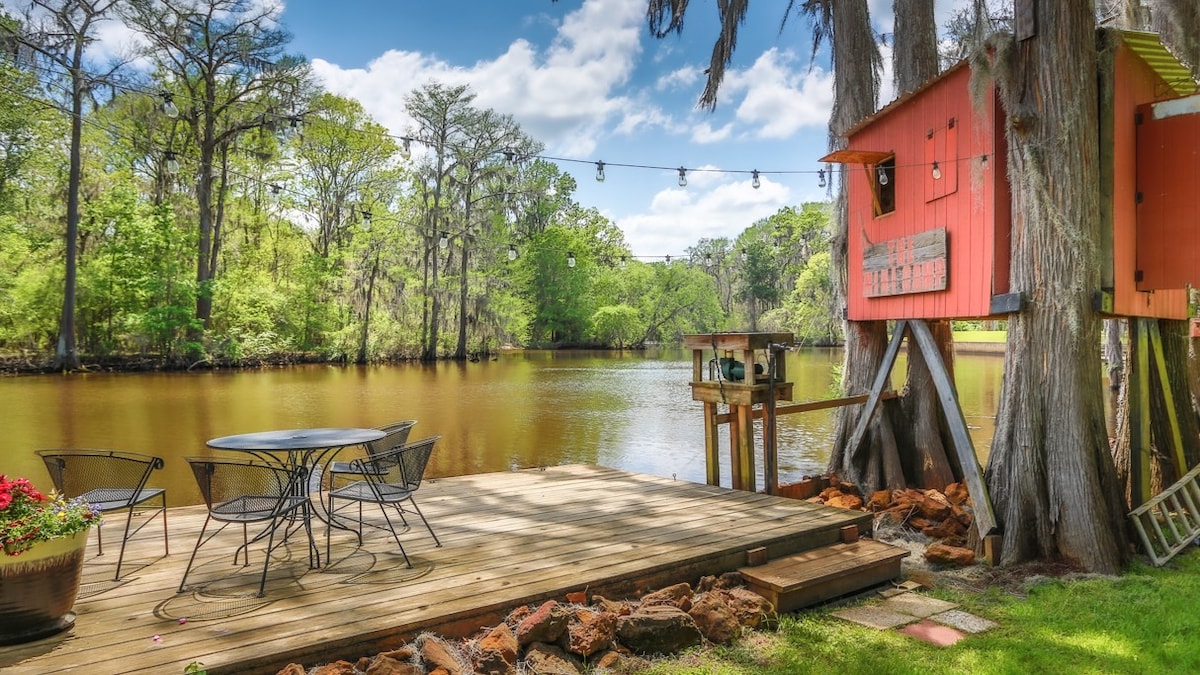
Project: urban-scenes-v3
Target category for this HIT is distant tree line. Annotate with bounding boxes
[0,0,838,368]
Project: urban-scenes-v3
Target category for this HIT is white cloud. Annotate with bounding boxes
[720,49,833,138]
[312,0,651,158]
[615,176,791,254]
[690,122,732,144]
[656,66,701,91]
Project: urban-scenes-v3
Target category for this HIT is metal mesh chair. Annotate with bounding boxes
[36,449,168,581]
[326,420,417,483]
[326,436,442,565]
[180,456,318,598]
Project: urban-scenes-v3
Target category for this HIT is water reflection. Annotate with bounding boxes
[0,348,1003,506]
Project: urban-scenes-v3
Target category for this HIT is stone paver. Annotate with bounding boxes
[878,593,959,618]
[930,609,999,634]
[898,619,966,647]
[831,605,917,630]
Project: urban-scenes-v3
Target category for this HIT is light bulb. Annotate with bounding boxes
[751,170,761,189]
[164,151,179,174]
[401,137,412,160]
[439,231,449,249]
[270,183,281,195]
[740,247,748,263]
[981,154,989,169]
[665,255,672,267]
[508,244,518,261]
[161,92,178,119]
[705,253,713,267]
[361,210,371,225]
[619,256,627,269]
[932,161,942,180]
[567,252,576,268]
[877,166,889,186]
[677,167,687,187]
[818,168,826,188]
[595,161,605,182]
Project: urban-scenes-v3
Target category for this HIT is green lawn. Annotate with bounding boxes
[638,550,1200,675]
[952,330,1007,343]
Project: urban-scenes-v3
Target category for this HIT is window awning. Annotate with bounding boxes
[819,149,893,165]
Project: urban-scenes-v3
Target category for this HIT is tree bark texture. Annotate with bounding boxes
[985,0,1127,573]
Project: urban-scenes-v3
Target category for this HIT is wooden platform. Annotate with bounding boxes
[738,539,910,613]
[0,465,872,675]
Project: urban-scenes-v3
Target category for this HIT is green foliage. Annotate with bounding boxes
[591,304,640,348]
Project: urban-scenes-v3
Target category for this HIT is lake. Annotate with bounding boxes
[1,348,1003,506]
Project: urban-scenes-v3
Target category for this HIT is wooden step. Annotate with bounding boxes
[738,538,910,613]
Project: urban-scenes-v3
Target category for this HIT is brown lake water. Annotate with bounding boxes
[1,348,1003,506]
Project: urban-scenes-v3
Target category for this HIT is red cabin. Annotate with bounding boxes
[823,30,1199,323]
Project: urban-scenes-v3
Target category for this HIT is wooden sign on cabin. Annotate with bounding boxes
[822,29,1197,323]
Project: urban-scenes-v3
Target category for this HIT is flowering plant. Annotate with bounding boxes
[0,475,100,556]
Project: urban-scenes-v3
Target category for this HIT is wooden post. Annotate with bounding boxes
[703,401,720,486]
[736,403,756,491]
[1147,320,1188,477]
[1130,319,1151,507]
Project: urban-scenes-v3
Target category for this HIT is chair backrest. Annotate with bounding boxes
[185,456,302,512]
[36,449,163,506]
[359,436,440,491]
[365,420,417,458]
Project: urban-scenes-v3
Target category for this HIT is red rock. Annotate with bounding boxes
[420,636,466,675]
[615,605,703,655]
[365,655,423,675]
[566,608,616,657]
[312,661,356,675]
[916,495,952,520]
[687,594,742,643]
[523,642,582,675]
[714,588,777,629]
[592,595,632,616]
[565,591,587,605]
[276,665,306,675]
[825,494,864,510]
[475,623,518,674]
[924,543,976,567]
[867,490,892,511]
[592,650,622,670]
[516,600,570,646]
[805,496,825,504]
[818,487,844,501]
[638,582,694,610]
[944,482,970,505]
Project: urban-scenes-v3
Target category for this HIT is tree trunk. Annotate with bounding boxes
[53,50,84,371]
[984,0,1126,573]
[897,320,959,488]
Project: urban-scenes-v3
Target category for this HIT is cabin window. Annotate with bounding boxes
[874,157,896,217]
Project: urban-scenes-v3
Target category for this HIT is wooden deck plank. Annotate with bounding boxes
[0,465,871,675]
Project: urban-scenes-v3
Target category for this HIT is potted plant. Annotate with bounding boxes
[0,475,100,645]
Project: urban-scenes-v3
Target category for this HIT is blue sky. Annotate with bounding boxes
[6,0,972,257]
[279,0,876,258]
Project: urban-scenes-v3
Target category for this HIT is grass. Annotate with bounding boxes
[952,330,1007,343]
[637,549,1200,675]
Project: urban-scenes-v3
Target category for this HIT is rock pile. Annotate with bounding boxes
[784,475,978,567]
[278,573,777,675]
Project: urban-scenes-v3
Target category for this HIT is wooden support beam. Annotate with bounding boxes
[1147,320,1188,477]
[844,320,908,468]
[735,404,756,491]
[703,401,720,486]
[1130,319,1152,507]
[909,319,998,536]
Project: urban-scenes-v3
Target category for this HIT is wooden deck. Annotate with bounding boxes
[0,465,871,675]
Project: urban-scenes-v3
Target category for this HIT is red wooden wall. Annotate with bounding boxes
[1108,39,1190,318]
[841,64,1010,321]
[1135,93,1200,293]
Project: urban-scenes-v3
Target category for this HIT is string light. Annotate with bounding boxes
[619,256,627,269]
[931,161,942,180]
[981,154,989,169]
[704,253,713,267]
[567,251,576,268]
[164,150,179,174]
[160,92,178,118]
[740,247,748,263]
[665,255,672,267]
[818,168,826,189]
[877,166,889,186]
[439,231,449,249]
[361,209,371,225]
[400,137,412,160]
[677,167,687,187]
[751,170,760,189]
[270,183,282,194]
[508,244,518,261]
[595,160,605,183]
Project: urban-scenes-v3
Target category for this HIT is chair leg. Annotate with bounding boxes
[178,516,213,593]
[406,497,441,547]
[114,507,137,581]
[374,501,412,568]
[160,492,170,556]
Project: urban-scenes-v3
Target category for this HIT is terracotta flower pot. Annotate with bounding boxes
[0,531,88,645]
